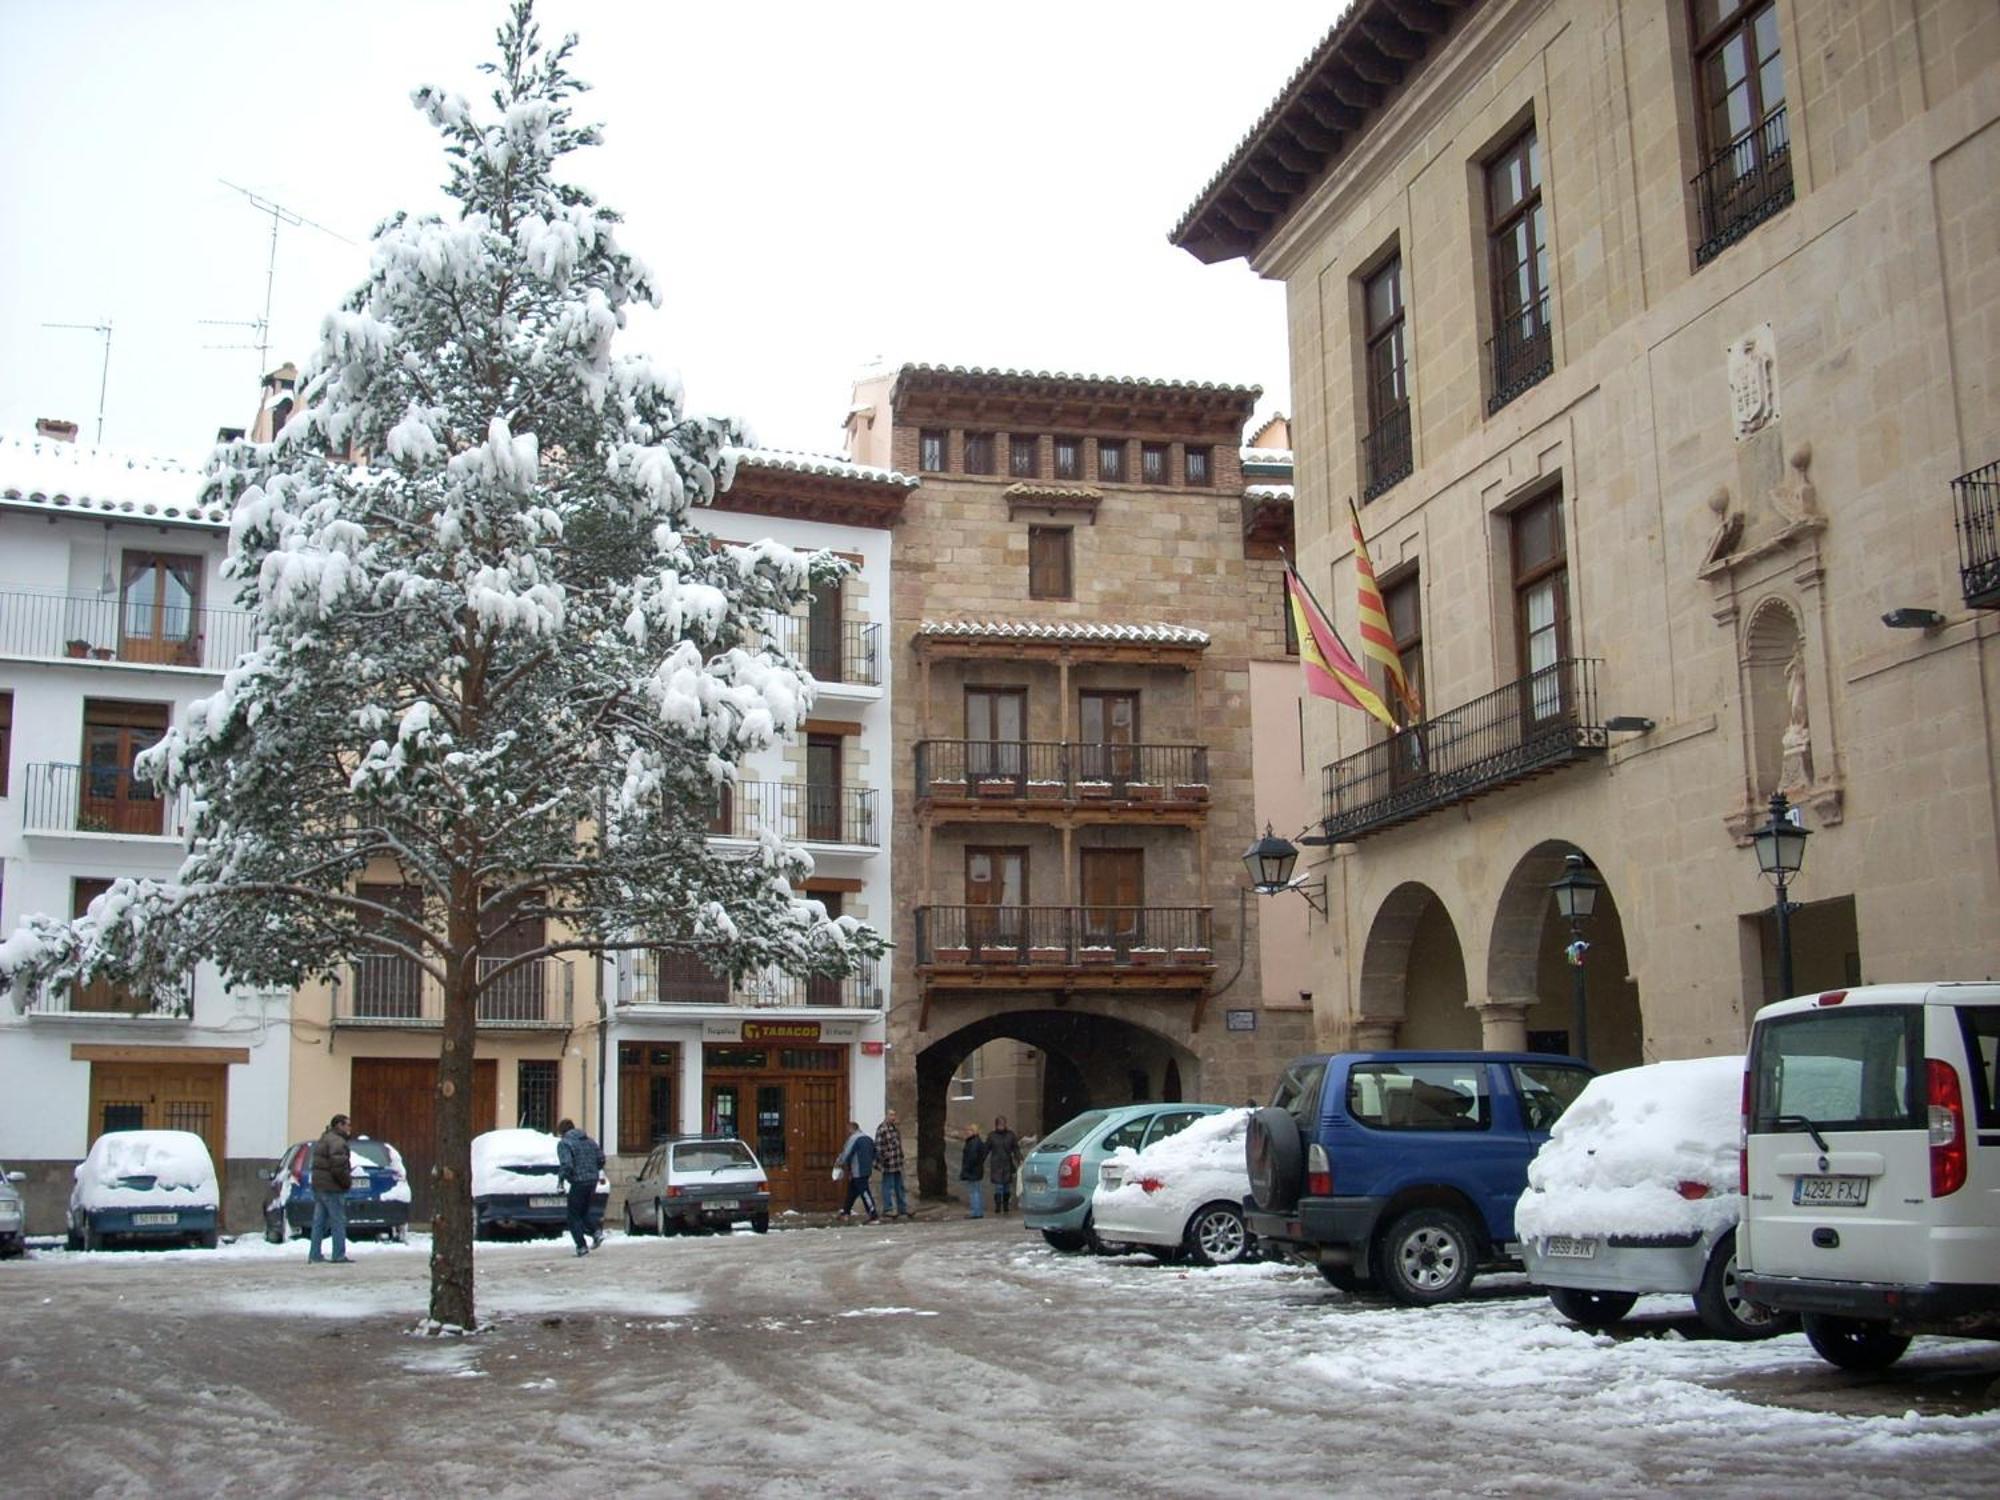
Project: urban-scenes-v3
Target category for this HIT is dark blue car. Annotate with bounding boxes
[263,1136,412,1243]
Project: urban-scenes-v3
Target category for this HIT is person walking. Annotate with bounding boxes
[833,1121,879,1223]
[307,1113,355,1264]
[874,1109,910,1221]
[958,1123,989,1218]
[556,1118,605,1257]
[986,1115,1022,1216]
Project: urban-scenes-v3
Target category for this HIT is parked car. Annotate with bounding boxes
[1093,1108,1257,1265]
[1738,982,2000,1371]
[1246,1051,1593,1304]
[470,1128,608,1240]
[263,1135,413,1243]
[1022,1103,1232,1253]
[0,1161,26,1258]
[67,1130,220,1251]
[623,1135,771,1235]
[1518,1055,1784,1339]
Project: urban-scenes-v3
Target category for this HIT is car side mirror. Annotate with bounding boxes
[5,1171,24,1184]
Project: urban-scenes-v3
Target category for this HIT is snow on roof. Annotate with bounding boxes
[1244,485,1295,502]
[724,446,917,488]
[0,435,228,527]
[896,362,1260,399]
[1240,447,1293,465]
[1004,483,1102,502]
[917,620,1211,647]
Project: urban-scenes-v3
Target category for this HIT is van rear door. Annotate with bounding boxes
[1745,1002,1930,1282]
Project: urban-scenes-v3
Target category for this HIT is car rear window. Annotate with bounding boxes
[1035,1110,1110,1154]
[673,1141,757,1171]
[1751,1007,1923,1132]
[1958,1005,2000,1130]
[351,1141,393,1169]
[1347,1064,1490,1131]
[1273,1061,1325,1132]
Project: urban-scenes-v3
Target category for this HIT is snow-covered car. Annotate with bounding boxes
[0,1161,27,1258]
[471,1128,607,1240]
[262,1135,413,1243]
[1517,1056,1784,1340]
[624,1135,771,1235]
[67,1130,220,1251]
[1093,1107,1256,1265]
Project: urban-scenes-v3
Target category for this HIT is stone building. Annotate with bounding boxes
[1172,0,2000,1066]
[846,365,1314,1194]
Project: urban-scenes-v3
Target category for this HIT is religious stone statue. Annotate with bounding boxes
[1780,640,1813,790]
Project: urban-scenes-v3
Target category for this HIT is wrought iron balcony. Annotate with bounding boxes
[1486,295,1553,415]
[710,780,878,847]
[1954,459,2000,610]
[1692,107,1793,268]
[618,949,880,1009]
[763,616,882,687]
[915,742,1209,807]
[21,762,193,839]
[0,588,254,672]
[1362,404,1413,500]
[914,905,1215,975]
[334,955,574,1028]
[1318,658,1605,841]
[22,971,193,1020]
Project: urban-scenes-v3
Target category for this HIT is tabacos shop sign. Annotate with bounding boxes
[702,1018,862,1043]
[740,1021,822,1044]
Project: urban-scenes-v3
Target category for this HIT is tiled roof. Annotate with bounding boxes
[918,620,1210,646]
[895,363,1260,399]
[726,446,917,488]
[1004,483,1102,502]
[1241,447,1294,465]
[1244,484,1296,501]
[0,436,227,526]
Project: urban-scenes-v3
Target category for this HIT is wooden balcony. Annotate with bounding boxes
[914,906,1213,1021]
[915,742,1209,825]
[1318,658,1606,842]
[1955,459,2000,610]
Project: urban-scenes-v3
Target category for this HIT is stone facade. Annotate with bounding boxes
[1173,0,2000,1066]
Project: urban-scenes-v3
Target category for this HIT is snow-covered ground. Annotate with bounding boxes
[1,1219,1993,1497]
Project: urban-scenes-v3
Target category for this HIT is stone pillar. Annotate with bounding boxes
[1478,1000,1532,1052]
[1350,1017,1399,1050]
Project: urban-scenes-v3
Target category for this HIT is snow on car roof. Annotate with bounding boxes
[81,1130,217,1184]
[1093,1108,1250,1226]
[1516,1056,1743,1242]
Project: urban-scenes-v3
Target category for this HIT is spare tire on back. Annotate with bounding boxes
[1246,1107,1305,1212]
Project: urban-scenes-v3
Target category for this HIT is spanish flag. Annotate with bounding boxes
[1285,558,1398,730]
[1349,499,1422,722]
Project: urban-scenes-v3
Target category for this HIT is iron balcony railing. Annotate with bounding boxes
[764,616,882,687]
[914,906,1215,966]
[915,741,1209,801]
[1486,293,1554,415]
[709,780,878,847]
[1953,459,2000,610]
[1318,658,1606,841]
[1362,404,1413,501]
[1692,107,1793,268]
[334,955,574,1028]
[0,588,254,672]
[618,949,880,1009]
[22,971,193,1020]
[21,762,193,839]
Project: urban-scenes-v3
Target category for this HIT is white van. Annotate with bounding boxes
[1738,982,2000,1370]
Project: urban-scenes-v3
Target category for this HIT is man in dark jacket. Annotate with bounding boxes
[308,1113,355,1264]
[958,1124,990,1218]
[556,1119,605,1257]
[986,1116,1023,1215]
[874,1110,909,1221]
[834,1122,878,1222]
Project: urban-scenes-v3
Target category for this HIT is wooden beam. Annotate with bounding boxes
[1329,72,1382,109]
[71,1043,251,1065]
[1348,44,1404,84]
[1361,18,1425,60]
[1386,0,1451,34]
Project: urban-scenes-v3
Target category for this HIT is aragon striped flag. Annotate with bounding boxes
[1349,499,1422,722]
[1284,558,1398,731]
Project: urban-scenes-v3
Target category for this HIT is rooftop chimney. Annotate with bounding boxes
[35,418,79,443]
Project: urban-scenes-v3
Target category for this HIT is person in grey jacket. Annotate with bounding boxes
[308,1113,354,1264]
[985,1116,1023,1215]
[834,1122,879,1223]
[556,1119,606,1257]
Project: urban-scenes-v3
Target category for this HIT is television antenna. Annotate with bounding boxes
[42,320,113,444]
[209,179,355,376]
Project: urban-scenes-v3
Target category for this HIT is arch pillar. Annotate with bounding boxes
[1477,999,1531,1052]
[1351,1018,1400,1050]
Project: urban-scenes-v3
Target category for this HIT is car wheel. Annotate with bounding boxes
[1185,1203,1251,1266]
[1372,1207,1477,1306]
[195,1230,219,1250]
[66,1219,82,1252]
[1547,1286,1638,1330]
[1694,1232,1786,1341]
[265,1211,288,1246]
[1802,1314,1913,1371]
[751,1212,770,1234]
[1246,1107,1305,1213]
[656,1200,678,1237]
[82,1219,103,1253]
[625,1202,640,1237]
[1041,1228,1088,1253]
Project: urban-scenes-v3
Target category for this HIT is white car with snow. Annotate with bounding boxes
[1517,1056,1782,1339]
[1092,1108,1256,1266]
[471,1127,608,1240]
[67,1130,220,1251]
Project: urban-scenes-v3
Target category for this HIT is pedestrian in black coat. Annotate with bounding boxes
[985,1116,1022,1215]
[958,1124,990,1218]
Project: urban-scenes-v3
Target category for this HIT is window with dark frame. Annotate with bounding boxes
[1485,125,1553,415]
[1184,446,1212,487]
[1362,255,1412,499]
[0,690,10,796]
[1282,589,1298,655]
[919,429,948,472]
[1028,526,1073,600]
[1097,439,1126,483]
[1053,436,1083,481]
[1382,569,1424,727]
[1009,434,1039,479]
[1511,490,1570,726]
[1689,0,1791,266]
[1141,443,1169,485]
[517,1060,558,1133]
[963,431,995,475]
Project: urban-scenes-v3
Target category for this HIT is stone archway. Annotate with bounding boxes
[1357,881,1472,1049]
[914,1009,1199,1199]
[1486,840,1643,1069]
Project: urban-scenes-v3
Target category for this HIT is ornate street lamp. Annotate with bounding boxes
[1548,852,1603,1063]
[1751,791,1811,998]
[1242,824,1326,913]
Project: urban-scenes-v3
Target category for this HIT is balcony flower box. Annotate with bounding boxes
[976,778,1018,798]
[1025,780,1066,801]
[932,945,971,966]
[1076,781,1113,799]
[1170,783,1209,803]
[928,779,967,799]
[1027,945,1068,966]
[1077,945,1115,965]
[978,944,1022,965]
[1128,946,1167,966]
[1123,782,1162,803]
[1171,946,1214,966]
[65,639,90,659]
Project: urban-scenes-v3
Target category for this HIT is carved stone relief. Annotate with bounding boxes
[1727,323,1779,440]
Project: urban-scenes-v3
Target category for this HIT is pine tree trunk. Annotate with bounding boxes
[428,892,481,1329]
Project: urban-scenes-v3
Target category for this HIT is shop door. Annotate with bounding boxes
[1081,848,1144,953]
[88,1061,229,1188]
[791,1073,846,1212]
[617,1043,679,1155]
[703,1052,847,1214]
[349,1057,498,1222]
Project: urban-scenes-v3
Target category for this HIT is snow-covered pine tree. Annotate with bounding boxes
[0,0,881,1329]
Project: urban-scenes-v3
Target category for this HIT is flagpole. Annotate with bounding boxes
[1280,546,1368,662]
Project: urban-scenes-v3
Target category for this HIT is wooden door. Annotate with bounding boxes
[806,893,843,1006]
[1081,848,1144,952]
[118,552,202,666]
[87,1061,228,1180]
[350,1057,498,1222]
[806,735,842,842]
[807,582,843,682]
[72,880,148,1014]
[80,703,168,834]
[791,1072,847,1212]
[965,687,1026,780]
[618,1042,679,1154]
[479,891,546,1023]
[965,847,1026,950]
[1079,690,1139,783]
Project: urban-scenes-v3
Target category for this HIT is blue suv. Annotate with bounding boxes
[1245,1052,1592,1304]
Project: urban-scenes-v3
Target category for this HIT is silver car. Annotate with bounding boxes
[623,1136,771,1236]
[0,1162,26,1258]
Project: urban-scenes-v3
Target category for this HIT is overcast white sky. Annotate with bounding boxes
[0,1,1326,462]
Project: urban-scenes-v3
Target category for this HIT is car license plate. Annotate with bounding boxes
[529,1195,565,1208]
[1793,1175,1868,1207]
[708,1200,740,1212]
[132,1212,178,1227]
[1026,1175,1047,1191]
[1543,1235,1596,1259]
